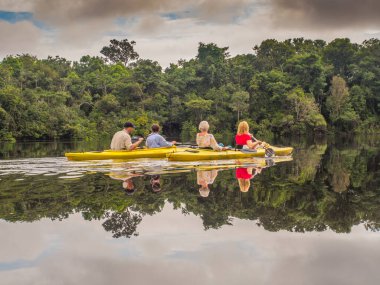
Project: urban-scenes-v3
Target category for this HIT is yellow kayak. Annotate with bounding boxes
[166,146,293,161]
[65,146,180,161]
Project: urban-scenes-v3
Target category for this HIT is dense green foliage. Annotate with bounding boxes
[0,38,379,142]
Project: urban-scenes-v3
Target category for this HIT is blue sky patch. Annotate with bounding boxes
[0,10,49,30]
[161,10,192,21]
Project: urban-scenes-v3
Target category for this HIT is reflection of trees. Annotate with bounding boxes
[102,209,142,238]
[326,149,355,193]
[289,143,327,184]
[0,142,379,236]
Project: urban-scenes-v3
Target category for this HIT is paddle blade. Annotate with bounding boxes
[265,148,275,157]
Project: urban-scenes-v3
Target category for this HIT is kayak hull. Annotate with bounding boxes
[166,146,293,161]
[65,146,179,161]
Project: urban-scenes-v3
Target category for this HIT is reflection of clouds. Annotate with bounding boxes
[0,221,60,262]
[1,206,379,285]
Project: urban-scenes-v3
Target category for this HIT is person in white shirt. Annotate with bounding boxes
[110,122,143,150]
[196,121,227,151]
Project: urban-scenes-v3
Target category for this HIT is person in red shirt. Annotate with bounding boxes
[235,121,265,149]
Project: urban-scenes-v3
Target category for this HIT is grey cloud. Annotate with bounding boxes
[271,0,380,28]
[0,21,42,58]
[0,0,34,12]
[31,0,255,26]
[33,0,182,25]
[195,0,254,23]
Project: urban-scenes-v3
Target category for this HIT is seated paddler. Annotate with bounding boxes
[196,121,228,151]
[110,122,144,150]
[235,121,268,150]
[146,124,176,148]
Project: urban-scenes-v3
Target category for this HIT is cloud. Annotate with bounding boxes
[0,0,34,12]
[270,0,380,29]
[195,0,259,23]
[31,0,256,26]
[0,0,379,67]
[0,21,43,57]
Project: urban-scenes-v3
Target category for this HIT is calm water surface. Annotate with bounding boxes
[0,137,379,285]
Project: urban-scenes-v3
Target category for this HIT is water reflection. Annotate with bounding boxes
[1,137,379,285]
[109,169,142,195]
[0,138,379,238]
[197,170,218,197]
[150,175,162,193]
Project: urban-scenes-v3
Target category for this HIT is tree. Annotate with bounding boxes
[94,94,120,115]
[284,53,327,106]
[230,91,249,121]
[286,87,327,133]
[326,76,359,129]
[253,39,295,71]
[350,85,367,119]
[323,38,357,77]
[100,39,139,66]
[196,42,229,89]
[185,97,213,122]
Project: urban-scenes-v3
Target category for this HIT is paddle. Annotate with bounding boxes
[251,135,275,157]
[174,142,203,148]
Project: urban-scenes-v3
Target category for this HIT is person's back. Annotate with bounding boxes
[235,121,263,150]
[196,121,223,151]
[110,130,131,150]
[146,124,175,148]
[110,122,144,150]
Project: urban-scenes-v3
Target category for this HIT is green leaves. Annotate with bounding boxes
[0,37,379,142]
[100,39,139,66]
[326,76,359,129]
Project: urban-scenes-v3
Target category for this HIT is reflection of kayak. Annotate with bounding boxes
[65,146,180,161]
[166,146,293,161]
[195,156,293,171]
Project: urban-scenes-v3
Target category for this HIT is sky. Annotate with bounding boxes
[0,0,379,67]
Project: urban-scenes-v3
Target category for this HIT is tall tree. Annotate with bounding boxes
[100,39,139,66]
[231,91,249,122]
[326,76,359,129]
[323,38,357,77]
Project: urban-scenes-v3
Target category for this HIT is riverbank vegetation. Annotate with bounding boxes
[0,38,379,142]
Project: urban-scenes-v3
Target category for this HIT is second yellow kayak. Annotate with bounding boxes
[166,146,293,161]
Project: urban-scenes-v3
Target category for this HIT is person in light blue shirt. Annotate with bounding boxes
[146,124,176,148]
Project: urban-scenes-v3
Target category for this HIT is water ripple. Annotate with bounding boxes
[0,156,292,179]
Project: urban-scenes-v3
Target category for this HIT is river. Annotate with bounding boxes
[0,136,379,285]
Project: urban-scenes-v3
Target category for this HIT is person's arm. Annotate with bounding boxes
[246,139,261,149]
[210,170,218,183]
[210,135,222,151]
[128,137,144,150]
[157,135,172,147]
[196,134,201,147]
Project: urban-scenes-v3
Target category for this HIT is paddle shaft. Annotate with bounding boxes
[251,135,275,157]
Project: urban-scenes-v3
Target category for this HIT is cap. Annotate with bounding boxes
[124,122,136,128]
